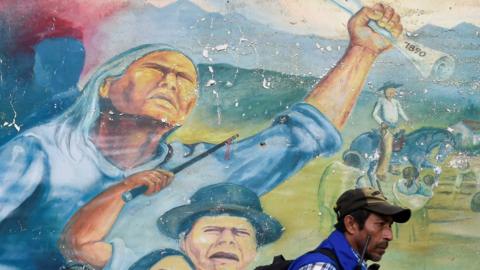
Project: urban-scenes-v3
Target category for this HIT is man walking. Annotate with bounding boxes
[289,187,411,270]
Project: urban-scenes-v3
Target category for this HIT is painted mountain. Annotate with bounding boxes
[1,0,479,145]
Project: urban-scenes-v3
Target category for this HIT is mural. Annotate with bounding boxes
[0,0,479,269]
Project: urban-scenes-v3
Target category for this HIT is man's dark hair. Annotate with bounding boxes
[334,209,371,232]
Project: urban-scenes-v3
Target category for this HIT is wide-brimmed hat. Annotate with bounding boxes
[157,183,283,246]
[378,82,403,93]
[334,187,411,223]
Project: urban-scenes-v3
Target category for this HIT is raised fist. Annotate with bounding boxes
[348,3,403,55]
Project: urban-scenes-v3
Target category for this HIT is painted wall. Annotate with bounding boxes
[0,0,479,269]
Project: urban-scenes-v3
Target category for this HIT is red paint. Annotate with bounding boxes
[1,0,129,52]
[224,138,233,160]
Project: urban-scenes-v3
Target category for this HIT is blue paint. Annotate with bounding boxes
[0,37,83,144]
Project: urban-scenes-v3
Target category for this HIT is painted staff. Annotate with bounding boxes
[122,134,240,202]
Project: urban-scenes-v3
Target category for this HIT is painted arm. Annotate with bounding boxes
[305,3,403,130]
[396,100,409,121]
[60,169,173,269]
[0,136,46,222]
[372,99,383,125]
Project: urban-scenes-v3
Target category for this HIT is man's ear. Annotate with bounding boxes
[99,77,115,98]
[179,234,187,253]
[343,215,359,235]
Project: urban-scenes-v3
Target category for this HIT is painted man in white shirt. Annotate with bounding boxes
[372,82,409,180]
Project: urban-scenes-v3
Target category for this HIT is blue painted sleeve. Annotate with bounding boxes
[214,102,342,195]
[0,135,47,222]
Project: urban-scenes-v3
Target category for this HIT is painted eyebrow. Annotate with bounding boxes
[141,63,196,83]
[202,226,251,233]
[203,226,223,230]
[232,228,251,235]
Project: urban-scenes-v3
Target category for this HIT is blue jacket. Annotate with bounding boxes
[288,230,367,270]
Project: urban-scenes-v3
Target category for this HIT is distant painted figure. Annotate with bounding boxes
[372,82,409,180]
[393,169,434,213]
[396,167,433,197]
[0,37,83,144]
[344,127,457,188]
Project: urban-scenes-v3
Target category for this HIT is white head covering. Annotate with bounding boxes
[56,44,197,146]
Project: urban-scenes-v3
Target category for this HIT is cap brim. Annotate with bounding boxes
[365,203,411,223]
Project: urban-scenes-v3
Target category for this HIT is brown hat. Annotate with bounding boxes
[334,187,411,223]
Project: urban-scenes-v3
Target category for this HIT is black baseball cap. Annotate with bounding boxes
[334,187,411,223]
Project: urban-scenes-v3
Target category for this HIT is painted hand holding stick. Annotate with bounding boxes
[122,134,239,202]
[61,134,239,268]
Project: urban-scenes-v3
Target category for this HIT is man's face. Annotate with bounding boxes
[385,88,396,100]
[355,213,394,262]
[105,51,198,126]
[181,215,257,270]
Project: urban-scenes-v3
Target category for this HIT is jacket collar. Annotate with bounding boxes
[319,230,367,270]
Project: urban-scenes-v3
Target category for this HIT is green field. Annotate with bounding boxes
[170,63,480,269]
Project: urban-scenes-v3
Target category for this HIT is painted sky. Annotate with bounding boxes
[2,0,478,81]
[149,0,480,38]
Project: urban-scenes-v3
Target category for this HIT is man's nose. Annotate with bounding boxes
[384,227,393,241]
[217,229,236,245]
[161,72,177,91]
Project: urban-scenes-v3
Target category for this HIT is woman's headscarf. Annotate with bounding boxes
[56,44,198,146]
